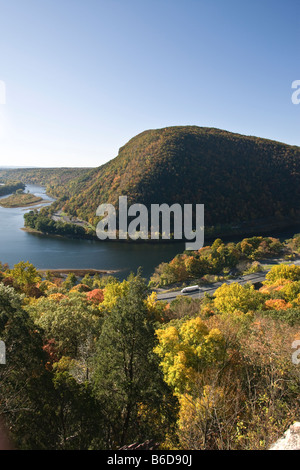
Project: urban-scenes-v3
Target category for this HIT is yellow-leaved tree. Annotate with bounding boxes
[213,282,264,314]
[265,264,300,283]
[154,317,226,394]
[154,317,228,449]
[99,279,129,311]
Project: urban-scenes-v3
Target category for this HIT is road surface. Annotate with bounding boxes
[156,272,267,302]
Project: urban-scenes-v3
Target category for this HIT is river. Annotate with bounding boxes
[0,185,185,280]
[1,185,300,280]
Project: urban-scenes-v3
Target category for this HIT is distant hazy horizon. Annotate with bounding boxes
[1,124,300,170]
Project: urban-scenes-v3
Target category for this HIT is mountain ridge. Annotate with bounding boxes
[1,126,300,237]
[56,126,300,230]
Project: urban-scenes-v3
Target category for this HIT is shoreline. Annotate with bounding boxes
[20,226,96,240]
[21,220,300,245]
[0,197,51,209]
[37,268,119,277]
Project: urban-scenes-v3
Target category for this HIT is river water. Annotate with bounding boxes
[0,185,185,279]
[1,185,300,280]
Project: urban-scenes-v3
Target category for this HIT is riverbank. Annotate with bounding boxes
[204,217,300,243]
[0,193,49,208]
[37,268,119,277]
[22,208,300,246]
[21,226,97,240]
[0,184,185,280]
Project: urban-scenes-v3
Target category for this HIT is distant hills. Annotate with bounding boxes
[0,167,88,188]
[0,166,37,169]
[1,126,300,237]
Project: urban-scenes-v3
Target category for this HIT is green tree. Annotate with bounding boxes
[92,271,168,448]
[62,272,77,290]
[81,274,94,289]
[8,261,41,290]
[27,294,102,358]
[0,283,56,449]
[51,369,104,450]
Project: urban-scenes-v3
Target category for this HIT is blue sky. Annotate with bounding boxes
[0,0,299,167]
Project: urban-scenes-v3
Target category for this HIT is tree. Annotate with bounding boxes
[153,316,229,449]
[154,317,226,395]
[214,282,264,314]
[8,261,41,291]
[265,264,300,283]
[26,294,102,358]
[0,283,56,449]
[81,274,94,289]
[51,369,104,450]
[86,289,104,305]
[92,271,168,448]
[99,278,129,310]
[62,273,77,290]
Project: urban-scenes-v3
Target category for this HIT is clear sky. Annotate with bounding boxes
[0,0,299,168]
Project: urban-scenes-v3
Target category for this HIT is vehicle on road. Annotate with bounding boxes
[181,285,200,293]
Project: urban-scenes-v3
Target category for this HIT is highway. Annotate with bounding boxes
[156,272,267,302]
[156,256,300,302]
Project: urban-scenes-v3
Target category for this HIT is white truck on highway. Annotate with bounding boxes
[181,285,200,293]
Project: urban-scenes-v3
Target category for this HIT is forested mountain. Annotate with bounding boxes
[2,126,300,234]
[0,181,25,197]
[0,167,88,190]
[47,126,300,229]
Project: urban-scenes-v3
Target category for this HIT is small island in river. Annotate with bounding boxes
[0,192,48,208]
